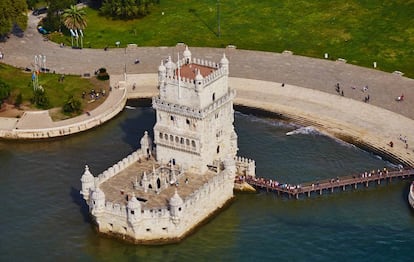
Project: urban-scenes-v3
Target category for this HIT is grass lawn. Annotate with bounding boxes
[0,63,109,120]
[49,0,414,78]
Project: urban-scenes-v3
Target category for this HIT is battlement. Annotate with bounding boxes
[164,58,227,91]
[152,88,236,119]
[235,156,256,177]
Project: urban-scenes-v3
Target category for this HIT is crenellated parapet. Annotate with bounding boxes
[163,63,226,90]
[235,156,256,177]
[152,88,236,119]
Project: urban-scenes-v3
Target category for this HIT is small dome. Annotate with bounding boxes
[158,60,166,72]
[165,56,175,69]
[195,69,203,81]
[91,186,105,201]
[127,194,141,209]
[169,189,183,206]
[81,165,94,183]
[140,131,151,146]
[183,46,191,58]
[220,53,229,65]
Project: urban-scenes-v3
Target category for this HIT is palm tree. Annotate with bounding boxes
[62,5,87,47]
[62,5,87,31]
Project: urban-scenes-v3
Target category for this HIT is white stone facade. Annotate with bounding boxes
[80,47,255,244]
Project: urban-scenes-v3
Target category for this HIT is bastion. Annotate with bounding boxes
[80,47,255,244]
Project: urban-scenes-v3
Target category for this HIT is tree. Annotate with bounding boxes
[31,88,50,109]
[14,93,23,108]
[62,5,87,30]
[0,79,11,106]
[62,95,82,114]
[42,0,75,32]
[0,0,28,36]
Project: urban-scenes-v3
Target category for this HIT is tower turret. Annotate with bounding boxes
[183,46,192,64]
[140,131,152,158]
[194,69,203,92]
[158,60,166,86]
[169,189,183,223]
[90,178,105,214]
[127,193,141,224]
[80,165,94,200]
[220,53,229,75]
[165,56,175,78]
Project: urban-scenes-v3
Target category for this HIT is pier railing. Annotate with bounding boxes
[236,168,414,199]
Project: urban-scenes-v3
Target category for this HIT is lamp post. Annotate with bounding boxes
[217,0,221,37]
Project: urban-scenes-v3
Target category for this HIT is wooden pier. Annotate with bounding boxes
[235,168,414,199]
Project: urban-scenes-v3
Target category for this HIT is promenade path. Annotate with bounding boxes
[1,12,414,166]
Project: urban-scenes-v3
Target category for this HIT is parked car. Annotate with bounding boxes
[37,26,48,35]
[33,7,48,16]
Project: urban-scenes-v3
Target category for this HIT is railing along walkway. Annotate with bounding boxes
[236,169,414,199]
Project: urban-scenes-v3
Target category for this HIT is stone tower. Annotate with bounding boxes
[153,47,237,173]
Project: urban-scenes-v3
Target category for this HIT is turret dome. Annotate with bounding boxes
[183,46,191,59]
[169,189,183,206]
[220,53,229,65]
[91,186,105,201]
[127,194,141,209]
[165,56,175,70]
[81,165,94,183]
[195,69,203,81]
[158,60,166,72]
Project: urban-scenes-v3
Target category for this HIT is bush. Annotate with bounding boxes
[0,79,11,106]
[14,93,23,108]
[62,95,82,114]
[96,67,110,81]
[31,88,50,109]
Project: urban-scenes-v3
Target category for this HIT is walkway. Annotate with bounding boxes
[236,168,414,199]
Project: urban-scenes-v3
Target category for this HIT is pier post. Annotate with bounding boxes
[319,189,322,195]
[377,179,380,185]
[342,185,346,191]
[295,194,298,199]
[365,181,369,187]
[307,191,310,197]
[354,183,357,189]
[331,187,334,193]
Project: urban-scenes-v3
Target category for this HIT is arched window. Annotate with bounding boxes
[186,139,190,146]
[170,135,173,141]
[191,140,196,148]
[159,132,163,139]
[165,134,168,140]
[186,119,190,125]
[175,136,179,143]
[217,145,220,154]
[212,93,216,101]
[180,137,184,144]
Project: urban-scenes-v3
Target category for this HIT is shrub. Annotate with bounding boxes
[31,88,50,109]
[0,79,11,106]
[62,95,82,115]
[14,93,23,108]
[96,67,110,81]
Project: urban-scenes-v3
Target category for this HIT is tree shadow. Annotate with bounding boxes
[188,8,218,37]
[11,24,25,38]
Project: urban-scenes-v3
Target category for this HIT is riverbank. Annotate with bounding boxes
[1,74,413,167]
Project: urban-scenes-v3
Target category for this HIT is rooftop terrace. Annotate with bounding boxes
[99,157,218,209]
